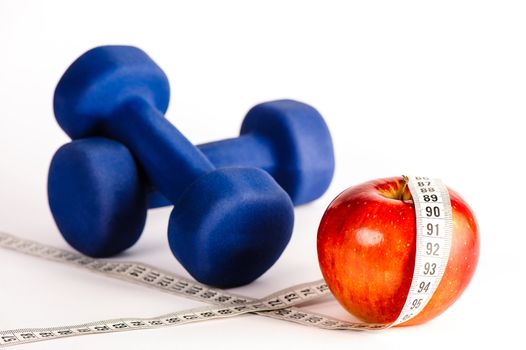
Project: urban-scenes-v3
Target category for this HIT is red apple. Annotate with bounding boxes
[317,176,479,326]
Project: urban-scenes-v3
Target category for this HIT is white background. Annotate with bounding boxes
[1,0,524,348]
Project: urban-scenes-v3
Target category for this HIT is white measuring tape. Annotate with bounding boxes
[392,176,453,326]
[0,176,452,346]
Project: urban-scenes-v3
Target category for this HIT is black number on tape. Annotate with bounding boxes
[1,336,17,343]
[19,333,35,339]
[423,263,437,275]
[426,242,440,256]
[417,281,431,293]
[425,206,440,217]
[410,299,423,310]
[420,187,435,193]
[423,194,438,202]
[426,223,439,236]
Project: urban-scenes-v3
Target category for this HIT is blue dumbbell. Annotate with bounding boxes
[49,45,294,287]
[147,99,335,208]
[49,100,333,270]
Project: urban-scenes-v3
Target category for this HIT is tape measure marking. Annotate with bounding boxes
[0,176,452,346]
[391,176,453,326]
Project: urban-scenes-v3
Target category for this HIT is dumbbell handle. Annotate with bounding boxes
[200,134,275,173]
[146,133,276,208]
[108,98,215,202]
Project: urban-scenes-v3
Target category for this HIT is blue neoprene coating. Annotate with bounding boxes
[50,46,295,287]
[48,138,147,257]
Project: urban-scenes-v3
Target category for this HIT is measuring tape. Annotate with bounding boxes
[391,176,453,326]
[0,176,452,347]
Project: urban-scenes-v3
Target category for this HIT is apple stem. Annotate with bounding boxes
[397,175,409,200]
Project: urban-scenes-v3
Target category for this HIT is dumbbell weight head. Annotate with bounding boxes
[48,138,147,257]
[241,100,334,205]
[51,46,294,287]
[54,46,170,140]
[168,167,293,287]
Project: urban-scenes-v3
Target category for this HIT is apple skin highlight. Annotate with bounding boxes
[317,177,480,326]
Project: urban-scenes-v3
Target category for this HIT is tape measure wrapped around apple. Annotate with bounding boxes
[317,176,480,326]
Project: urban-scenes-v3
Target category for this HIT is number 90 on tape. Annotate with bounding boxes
[0,176,453,346]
